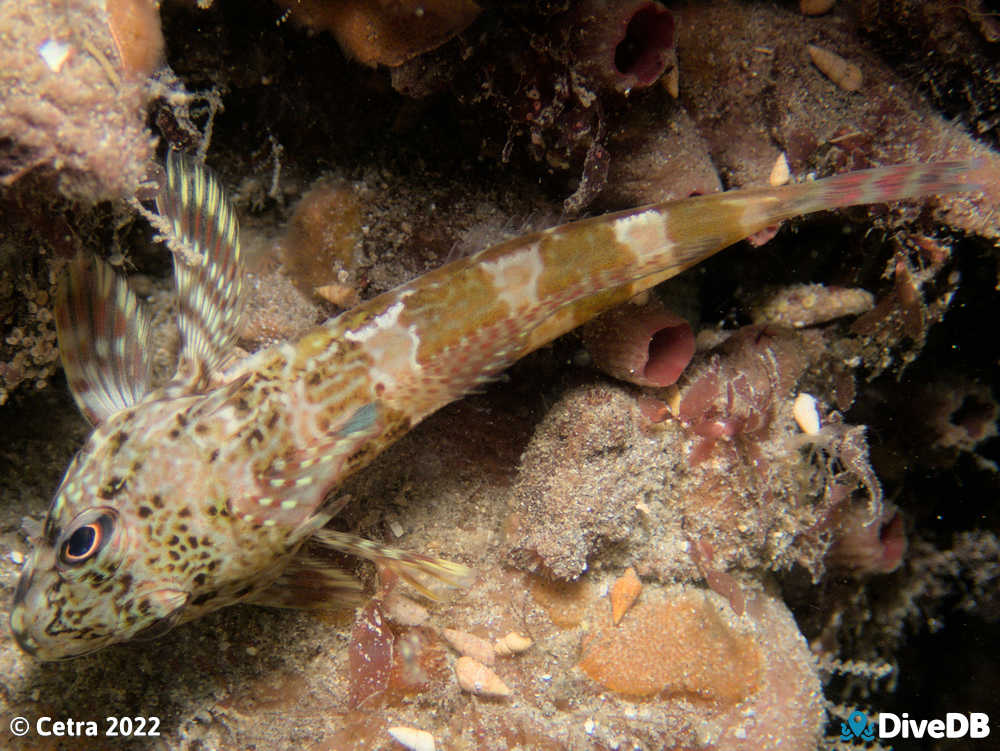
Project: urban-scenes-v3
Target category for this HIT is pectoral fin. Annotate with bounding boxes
[246,546,364,610]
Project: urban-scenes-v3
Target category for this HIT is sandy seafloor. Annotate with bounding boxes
[1,1,999,749]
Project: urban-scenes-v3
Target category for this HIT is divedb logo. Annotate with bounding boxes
[880,712,991,740]
[841,709,992,743]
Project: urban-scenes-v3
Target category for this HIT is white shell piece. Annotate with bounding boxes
[38,39,71,72]
[793,392,821,434]
[388,726,436,751]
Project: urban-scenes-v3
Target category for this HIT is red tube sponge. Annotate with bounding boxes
[582,298,694,387]
[568,0,676,93]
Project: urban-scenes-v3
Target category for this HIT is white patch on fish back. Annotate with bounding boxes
[344,294,422,388]
[479,243,544,312]
[612,209,670,256]
[344,297,408,344]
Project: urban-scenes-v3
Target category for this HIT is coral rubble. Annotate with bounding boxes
[0,0,158,199]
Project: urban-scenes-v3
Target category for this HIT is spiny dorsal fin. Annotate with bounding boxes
[156,150,245,377]
[54,254,152,425]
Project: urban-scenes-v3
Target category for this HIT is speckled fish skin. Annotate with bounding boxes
[9,153,977,661]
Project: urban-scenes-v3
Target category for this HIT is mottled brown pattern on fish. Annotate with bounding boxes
[9,155,978,660]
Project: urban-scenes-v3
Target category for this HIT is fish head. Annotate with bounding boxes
[9,401,221,661]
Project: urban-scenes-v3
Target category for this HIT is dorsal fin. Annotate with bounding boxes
[156,150,245,377]
[54,254,152,425]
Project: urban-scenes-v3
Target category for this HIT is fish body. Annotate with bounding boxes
[10,152,977,660]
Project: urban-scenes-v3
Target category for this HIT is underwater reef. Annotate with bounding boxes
[0,0,998,749]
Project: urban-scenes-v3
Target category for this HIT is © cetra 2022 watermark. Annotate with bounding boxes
[9,715,161,738]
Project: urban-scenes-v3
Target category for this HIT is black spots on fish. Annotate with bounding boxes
[380,414,413,446]
[209,449,219,463]
[195,423,209,436]
[138,505,154,518]
[177,523,189,533]
[168,550,181,561]
[247,428,264,448]
[178,506,192,518]
[146,555,160,566]
[307,371,322,387]
[118,573,133,593]
[207,505,218,516]
[80,569,106,585]
[109,431,129,455]
[168,535,180,546]
[177,412,189,429]
[235,397,252,414]
[193,572,207,587]
[152,494,165,509]
[187,536,199,549]
[138,598,152,614]
[267,412,280,430]
[69,605,93,623]
[191,590,217,606]
[200,535,210,546]
[234,584,253,599]
[346,446,375,471]
[98,476,126,500]
[207,560,219,571]
[198,550,210,561]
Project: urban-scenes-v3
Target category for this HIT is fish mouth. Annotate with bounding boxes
[9,605,107,661]
[9,606,38,657]
[10,558,39,656]
[12,555,34,608]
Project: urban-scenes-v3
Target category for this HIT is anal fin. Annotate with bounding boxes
[311,528,474,600]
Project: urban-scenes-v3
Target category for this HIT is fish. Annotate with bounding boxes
[9,150,978,660]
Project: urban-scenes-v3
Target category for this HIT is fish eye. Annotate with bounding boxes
[59,513,115,565]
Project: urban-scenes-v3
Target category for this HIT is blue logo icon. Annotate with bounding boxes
[841,710,876,743]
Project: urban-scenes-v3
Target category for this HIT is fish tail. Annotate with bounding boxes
[311,529,474,599]
[634,159,982,279]
[776,159,982,219]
